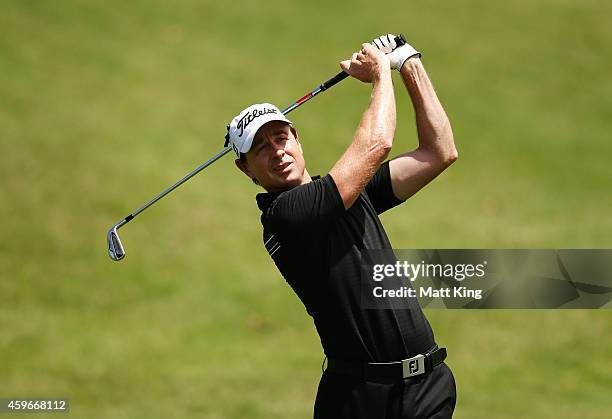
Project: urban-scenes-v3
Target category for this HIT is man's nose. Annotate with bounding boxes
[271,141,285,157]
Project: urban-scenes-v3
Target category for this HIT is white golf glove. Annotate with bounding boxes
[371,34,420,71]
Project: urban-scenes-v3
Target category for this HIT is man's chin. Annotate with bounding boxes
[265,173,303,191]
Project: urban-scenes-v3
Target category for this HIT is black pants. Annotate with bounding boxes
[314,362,456,419]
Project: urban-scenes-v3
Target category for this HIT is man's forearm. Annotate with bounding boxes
[330,68,396,208]
[400,58,456,163]
[355,70,396,156]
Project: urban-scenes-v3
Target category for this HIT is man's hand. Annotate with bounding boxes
[372,34,420,71]
[340,43,391,83]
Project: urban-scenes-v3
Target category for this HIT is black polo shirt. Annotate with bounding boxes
[256,161,435,362]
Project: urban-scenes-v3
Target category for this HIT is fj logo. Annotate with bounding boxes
[408,359,419,374]
[402,354,425,378]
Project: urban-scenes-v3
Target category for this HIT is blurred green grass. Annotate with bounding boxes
[1,0,611,418]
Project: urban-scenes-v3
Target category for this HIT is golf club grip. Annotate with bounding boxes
[321,71,349,91]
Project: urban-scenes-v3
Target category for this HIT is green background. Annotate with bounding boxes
[1,0,610,417]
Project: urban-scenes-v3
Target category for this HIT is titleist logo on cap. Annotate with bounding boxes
[236,107,277,137]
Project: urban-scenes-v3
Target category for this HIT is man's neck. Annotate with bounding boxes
[265,169,312,193]
[300,169,312,186]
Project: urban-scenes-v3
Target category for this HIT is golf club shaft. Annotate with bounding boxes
[129,146,233,222]
[114,71,349,230]
[283,71,349,114]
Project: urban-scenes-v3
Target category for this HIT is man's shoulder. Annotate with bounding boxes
[256,190,283,214]
[255,174,344,231]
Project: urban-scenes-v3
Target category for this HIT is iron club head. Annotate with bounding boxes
[107,225,125,261]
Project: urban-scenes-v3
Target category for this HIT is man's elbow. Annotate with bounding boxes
[433,138,458,169]
[374,124,395,151]
[444,144,458,166]
[370,131,394,160]
[440,121,457,167]
[379,137,394,158]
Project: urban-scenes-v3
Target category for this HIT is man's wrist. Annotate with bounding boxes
[399,56,422,74]
[372,66,392,84]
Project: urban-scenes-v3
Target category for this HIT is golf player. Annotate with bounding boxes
[226,34,457,418]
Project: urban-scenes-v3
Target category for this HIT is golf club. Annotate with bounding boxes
[107,70,349,261]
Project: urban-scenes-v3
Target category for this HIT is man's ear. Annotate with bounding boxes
[291,126,303,153]
[236,157,260,185]
[235,158,252,178]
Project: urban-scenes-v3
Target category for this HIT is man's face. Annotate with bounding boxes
[236,121,308,192]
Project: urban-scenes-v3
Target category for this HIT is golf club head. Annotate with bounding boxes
[107,226,125,261]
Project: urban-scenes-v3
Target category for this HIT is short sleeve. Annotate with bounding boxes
[365,160,404,215]
[268,174,345,232]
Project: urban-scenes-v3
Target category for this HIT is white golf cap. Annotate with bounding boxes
[225,103,292,157]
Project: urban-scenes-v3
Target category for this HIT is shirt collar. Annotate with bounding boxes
[255,175,321,212]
